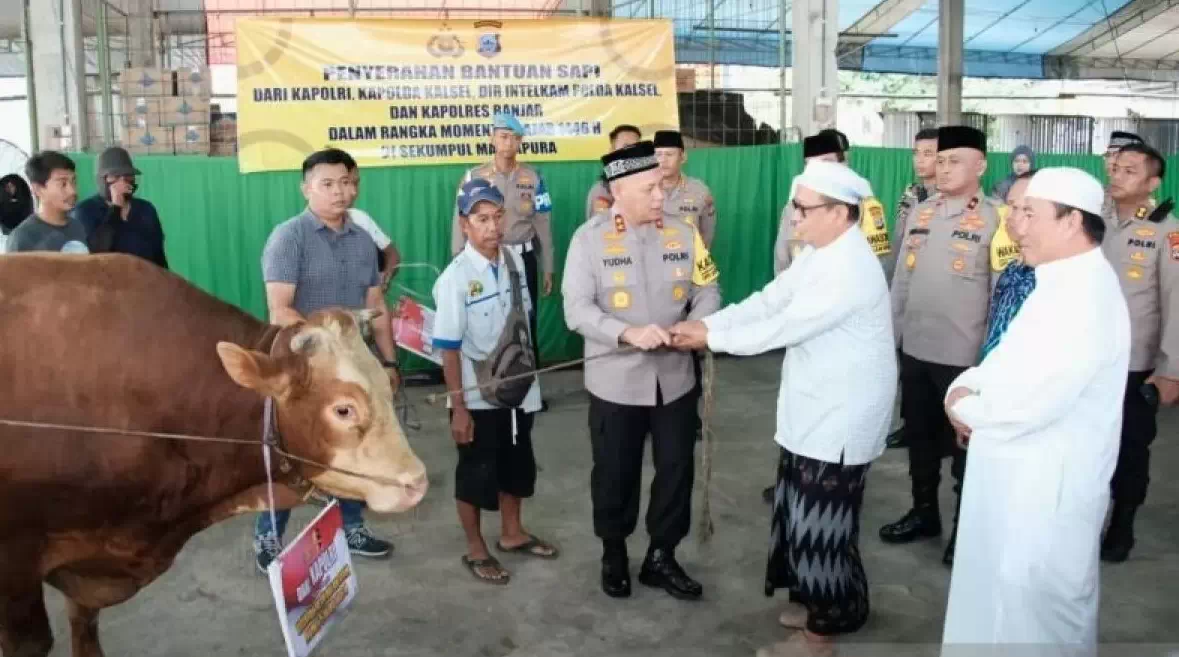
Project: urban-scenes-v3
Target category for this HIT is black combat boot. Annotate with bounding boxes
[1100,502,1139,563]
[639,545,703,601]
[880,487,942,544]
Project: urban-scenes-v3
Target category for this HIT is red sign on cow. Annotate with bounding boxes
[266,500,358,657]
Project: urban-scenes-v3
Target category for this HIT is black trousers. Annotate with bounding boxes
[588,388,697,549]
[521,242,542,368]
[1111,370,1158,506]
[900,354,967,506]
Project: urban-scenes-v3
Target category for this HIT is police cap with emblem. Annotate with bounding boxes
[1108,131,1144,150]
[653,130,685,150]
[937,125,987,153]
[802,130,846,159]
[601,140,658,183]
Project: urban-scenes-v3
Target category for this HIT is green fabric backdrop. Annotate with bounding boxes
[64,146,1173,369]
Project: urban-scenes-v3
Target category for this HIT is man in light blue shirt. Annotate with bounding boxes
[433,178,557,586]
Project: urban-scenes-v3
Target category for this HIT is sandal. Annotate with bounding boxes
[461,555,510,585]
[495,533,560,559]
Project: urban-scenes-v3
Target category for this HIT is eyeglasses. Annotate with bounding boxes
[791,200,835,217]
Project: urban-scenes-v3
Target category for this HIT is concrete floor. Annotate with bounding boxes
[42,353,1179,657]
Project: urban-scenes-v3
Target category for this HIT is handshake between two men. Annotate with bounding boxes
[620,321,709,352]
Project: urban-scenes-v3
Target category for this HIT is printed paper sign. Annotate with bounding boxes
[391,296,443,365]
[267,500,358,657]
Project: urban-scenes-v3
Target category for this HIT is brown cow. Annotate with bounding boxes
[0,253,428,657]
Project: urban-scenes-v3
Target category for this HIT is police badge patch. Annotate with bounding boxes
[478,33,501,58]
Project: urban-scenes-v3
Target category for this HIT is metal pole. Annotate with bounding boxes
[778,0,787,142]
[21,0,38,152]
[648,0,654,19]
[97,0,114,148]
[708,0,716,88]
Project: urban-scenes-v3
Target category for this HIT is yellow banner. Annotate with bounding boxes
[234,17,680,173]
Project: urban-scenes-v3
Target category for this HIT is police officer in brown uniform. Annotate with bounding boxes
[774,130,889,276]
[452,112,554,408]
[586,124,642,222]
[1099,142,1179,563]
[654,130,718,247]
[1101,131,1145,217]
[563,141,721,600]
[880,126,1015,565]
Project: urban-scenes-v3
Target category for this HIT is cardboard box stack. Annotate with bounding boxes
[116,66,211,155]
[210,109,237,157]
[171,67,211,154]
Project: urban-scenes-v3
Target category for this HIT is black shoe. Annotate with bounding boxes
[638,548,703,600]
[601,557,631,598]
[942,528,957,567]
[762,485,775,504]
[886,428,907,449]
[879,507,942,544]
[540,399,550,413]
[345,526,393,558]
[1100,502,1139,563]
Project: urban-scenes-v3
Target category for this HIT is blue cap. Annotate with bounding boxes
[457,178,505,216]
[492,112,526,136]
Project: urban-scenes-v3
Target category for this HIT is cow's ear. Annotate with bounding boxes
[216,342,289,398]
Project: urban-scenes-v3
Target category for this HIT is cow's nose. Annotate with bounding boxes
[402,472,428,501]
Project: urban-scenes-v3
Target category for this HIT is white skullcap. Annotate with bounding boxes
[790,160,874,205]
[1024,167,1105,216]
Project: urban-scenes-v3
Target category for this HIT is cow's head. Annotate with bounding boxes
[215,309,427,513]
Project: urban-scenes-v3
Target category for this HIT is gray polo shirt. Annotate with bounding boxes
[262,210,380,316]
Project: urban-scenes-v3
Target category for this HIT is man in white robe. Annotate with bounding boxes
[942,168,1131,655]
[672,160,896,657]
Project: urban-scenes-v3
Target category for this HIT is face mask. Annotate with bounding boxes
[101,179,138,202]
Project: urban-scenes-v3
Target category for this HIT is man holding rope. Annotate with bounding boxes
[673,160,896,657]
[563,141,720,601]
[432,179,558,586]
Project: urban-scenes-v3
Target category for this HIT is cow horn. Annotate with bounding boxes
[354,308,383,325]
[290,331,319,354]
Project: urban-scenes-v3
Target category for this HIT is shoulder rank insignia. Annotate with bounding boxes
[1147,199,1174,224]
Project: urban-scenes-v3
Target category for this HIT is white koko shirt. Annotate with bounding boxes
[703,224,897,465]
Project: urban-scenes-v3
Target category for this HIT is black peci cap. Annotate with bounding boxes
[937,125,987,153]
[601,141,659,182]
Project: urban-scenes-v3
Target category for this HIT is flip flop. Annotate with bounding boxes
[495,534,560,559]
[461,555,510,585]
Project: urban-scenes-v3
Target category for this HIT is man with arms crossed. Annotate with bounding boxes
[942,168,1128,653]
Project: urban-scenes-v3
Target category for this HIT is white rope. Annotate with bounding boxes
[262,397,280,549]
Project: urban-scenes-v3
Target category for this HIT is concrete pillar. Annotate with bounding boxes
[29,0,88,151]
[791,0,839,137]
[126,0,156,68]
[937,0,964,125]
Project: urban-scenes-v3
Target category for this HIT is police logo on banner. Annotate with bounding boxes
[475,21,503,58]
[426,27,463,58]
